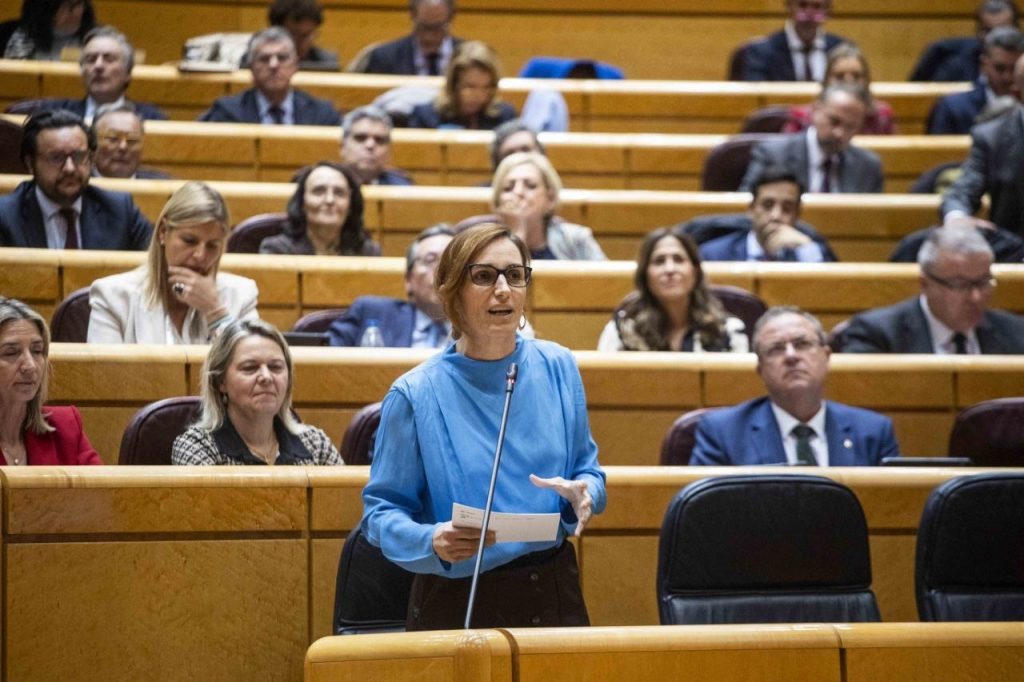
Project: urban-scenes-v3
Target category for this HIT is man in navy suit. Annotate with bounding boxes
[698,167,838,262]
[328,225,455,347]
[0,110,152,250]
[199,28,340,126]
[927,26,1024,134]
[356,0,463,76]
[911,0,1018,82]
[41,26,167,123]
[841,226,1024,354]
[340,106,413,186]
[738,0,848,82]
[691,306,900,466]
[89,103,170,180]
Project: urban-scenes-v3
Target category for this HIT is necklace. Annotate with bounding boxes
[1,442,25,466]
[245,436,279,465]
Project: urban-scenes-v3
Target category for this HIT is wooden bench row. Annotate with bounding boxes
[0,60,968,134]
[58,0,978,81]
[39,344,1024,465]
[0,466,1011,680]
[0,174,971,261]
[306,623,1024,682]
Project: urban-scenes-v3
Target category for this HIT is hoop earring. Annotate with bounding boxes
[518,315,527,331]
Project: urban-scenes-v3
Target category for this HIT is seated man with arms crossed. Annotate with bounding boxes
[691,306,899,466]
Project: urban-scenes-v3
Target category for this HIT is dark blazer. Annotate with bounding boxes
[198,88,341,126]
[739,132,884,193]
[327,296,418,347]
[739,30,846,81]
[926,81,987,135]
[690,397,899,466]
[840,297,1024,354]
[93,167,172,180]
[24,406,103,465]
[888,225,1024,264]
[376,168,414,186]
[0,180,152,250]
[692,213,838,262]
[910,37,981,83]
[941,108,1024,237]
[406,101,517,130]
[360,34,464,75]
[41,97,168,121]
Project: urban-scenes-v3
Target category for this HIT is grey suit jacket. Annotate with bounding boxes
[940,108,1024,238]
[739,132,884,194]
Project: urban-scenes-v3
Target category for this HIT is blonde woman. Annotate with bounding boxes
[88,182,258,343]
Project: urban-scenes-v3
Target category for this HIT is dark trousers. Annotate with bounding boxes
[406,542,590,630]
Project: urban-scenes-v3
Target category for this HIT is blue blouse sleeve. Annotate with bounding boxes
[562,352,607,534]
[361,385,448,574]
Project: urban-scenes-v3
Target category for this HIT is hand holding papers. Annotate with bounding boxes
[453,503,559,543]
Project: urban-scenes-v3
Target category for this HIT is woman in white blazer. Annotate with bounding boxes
[88,182,259,344]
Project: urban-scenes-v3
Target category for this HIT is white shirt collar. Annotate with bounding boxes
[918,295,979,354]
[784,20,825,50]
[413,37,454,76]
[771,400,829,466]
[84,95,126,124]
[256,90,294,124]
[34,185,82,219]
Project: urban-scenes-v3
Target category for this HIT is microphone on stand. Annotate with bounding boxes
[463,362,518,629]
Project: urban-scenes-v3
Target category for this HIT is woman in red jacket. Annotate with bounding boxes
[0,297,101,466]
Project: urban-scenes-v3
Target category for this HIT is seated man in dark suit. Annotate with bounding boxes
[739,83,883,194]
[738,0,848,82]
[328,225,455,347]
[90,103,170,179]
[41,26,167,123]
[355,0,462,76]
[911,0,1018,82]
[199,27,341,126]
[691,306,899,466]
[340,106,413,186]
[697,167,838,262]
[842,226,1024,354]
[927,26,1024,134]
[0,110,152,250]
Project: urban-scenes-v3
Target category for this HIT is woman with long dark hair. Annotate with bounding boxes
[2,0,97,60]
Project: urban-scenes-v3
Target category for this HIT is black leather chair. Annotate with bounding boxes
[339,402,382,465]
[227,212,288,253]
[118,397,202,465]
[659,407,722,465]
[916,473,1024,621]
[701,134,774,191]
[658,475,881,624]
[0,116,25,174]
[50,287,91,342]
[827,318,850,352]
[710,284,766,343]
[291,308,347,334]
[333,525,415,634]
[947,398,1024,466]
[740,106,792,133]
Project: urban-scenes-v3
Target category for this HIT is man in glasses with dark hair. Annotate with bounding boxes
[339,106,413,186]
[841,226,1024,354]
[0,109,152,250]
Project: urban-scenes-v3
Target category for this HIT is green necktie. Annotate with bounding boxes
[792,423,818,466]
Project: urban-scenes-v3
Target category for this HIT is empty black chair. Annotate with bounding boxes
[50,287,91,342]
[227,212,288,253]
[659,407,722,465]
[947,398,1024,466]
[658,474,881,624]
[333,525,415,634]
[339,402,382,465]
[118,397,202,465]
[740,106,792,133]
[916,473,1024,621]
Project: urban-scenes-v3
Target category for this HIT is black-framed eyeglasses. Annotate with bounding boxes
[350,132,390,145]
[466,264,532,288]
[40,150,90,168]
[923,269,996,293]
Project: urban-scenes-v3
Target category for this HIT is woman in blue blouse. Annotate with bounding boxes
[361,222,606,630]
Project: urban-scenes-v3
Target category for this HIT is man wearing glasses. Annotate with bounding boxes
[340,106,413,186]
[691,306,899,466]
[841,226,1024,354]
[0,110,152,250]
[356,0,463,76]
[89,103,169,179]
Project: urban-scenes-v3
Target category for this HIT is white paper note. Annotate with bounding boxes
[452,503,560,543]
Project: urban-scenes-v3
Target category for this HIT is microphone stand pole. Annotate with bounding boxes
[464,363,518,629]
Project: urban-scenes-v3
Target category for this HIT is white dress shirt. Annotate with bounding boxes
[413,37,454,76]
[919,295,980,354]
[256,90,295,125]
[784,20,827,82]
[771,401,829,466]
[35,186,83,249]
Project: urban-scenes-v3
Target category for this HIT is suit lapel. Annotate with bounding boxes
[79,189,103,249]
[19,185,49,247]
[770,34,796,81]
[790,135,811,190]
[903,300,935,353]
[823,403,855,466]
[292,90,307,125]
[242,90,261,123]
[976,312,1005,353]
[750,400,787,464]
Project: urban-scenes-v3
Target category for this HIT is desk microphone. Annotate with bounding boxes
[464,362,518,629]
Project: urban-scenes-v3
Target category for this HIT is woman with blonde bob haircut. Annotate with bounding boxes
[362,222,605,630]
[172,318,342,466]
[88,181,259,344]
[490,151,606,260]
[0,297,101,466]
[408,40,516,130]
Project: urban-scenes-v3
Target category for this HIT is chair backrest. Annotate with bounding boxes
[710,284,766,342]
[453,213,501,233]
[291,308,347,334]
[701,134,774,191]
[0,116,25,174]
[740,105,792,134]
[909,161,962,194]
[948,398,1024,466]
[4,98,54,116]
[227,212,288,253]
[660,407,722,465]
[118,397,202,465]
[916,473,1024,621]
[50,287,91,342]
[658,474,881,625]
[827,318,851,352]
[339,401,382,465]
[333,525,415,635]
